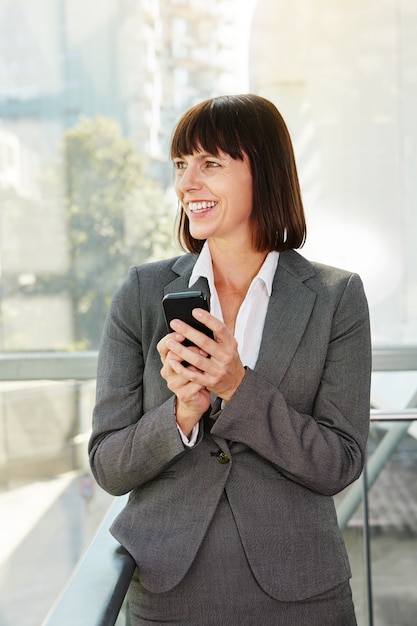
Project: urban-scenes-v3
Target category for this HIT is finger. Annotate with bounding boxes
[192,308,224,338]
[157,332,186,362]
[169,320,216,357]
[166,366,207,401]
[166,339,210,373]
[161,350,183,380]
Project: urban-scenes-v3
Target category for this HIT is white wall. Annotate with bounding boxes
[249,0,417,345]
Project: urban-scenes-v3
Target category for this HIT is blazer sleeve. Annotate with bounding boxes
[88,266,187,496]
[211,271,372,496]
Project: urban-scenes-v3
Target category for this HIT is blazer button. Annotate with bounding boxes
[217,451,230,464]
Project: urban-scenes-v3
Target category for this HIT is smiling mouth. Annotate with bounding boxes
[188,201,217,213]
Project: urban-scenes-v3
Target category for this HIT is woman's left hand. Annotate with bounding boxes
[165,308,246,403]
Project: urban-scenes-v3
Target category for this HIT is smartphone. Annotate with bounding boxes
[162,291,214,347]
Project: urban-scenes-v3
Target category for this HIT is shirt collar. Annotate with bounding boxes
[189,241,214,288]
[189,241,279,296]
[256,249,279,296]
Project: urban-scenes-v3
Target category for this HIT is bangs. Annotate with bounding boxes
[170,98,245,160]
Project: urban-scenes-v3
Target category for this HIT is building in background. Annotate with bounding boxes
[1,0,416,349]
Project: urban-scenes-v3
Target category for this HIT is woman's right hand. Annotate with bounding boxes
[157,333,211,437]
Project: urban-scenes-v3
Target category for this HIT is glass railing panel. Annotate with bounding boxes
[365,419,417,626]
[0,377,114,626]
[0,378,95,486]
[371,370,417,411]
[338,417,417,626]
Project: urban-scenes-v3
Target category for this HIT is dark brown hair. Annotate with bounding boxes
[170,94,306,254]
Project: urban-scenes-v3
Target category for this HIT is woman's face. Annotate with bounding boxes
[173,148,253,246]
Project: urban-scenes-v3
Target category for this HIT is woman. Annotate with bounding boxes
[89,94,371,625]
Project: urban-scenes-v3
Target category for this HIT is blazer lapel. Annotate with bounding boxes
[163,255,211,302]
[255,251,317,386]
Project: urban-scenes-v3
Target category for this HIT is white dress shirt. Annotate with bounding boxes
[178,242,279,446]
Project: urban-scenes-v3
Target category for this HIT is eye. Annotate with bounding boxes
[205,160,220,168]
[173,159,187,170]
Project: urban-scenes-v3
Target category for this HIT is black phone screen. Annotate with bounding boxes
[162,291,214,345]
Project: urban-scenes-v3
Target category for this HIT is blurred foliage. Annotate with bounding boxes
[63,116,178,349]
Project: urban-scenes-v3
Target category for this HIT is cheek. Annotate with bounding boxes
[174,179,182,199]
[235,182,253,212]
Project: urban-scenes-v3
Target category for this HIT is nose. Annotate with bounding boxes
[176,162,203,193]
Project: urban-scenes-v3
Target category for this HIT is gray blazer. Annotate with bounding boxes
[89,249,371,601]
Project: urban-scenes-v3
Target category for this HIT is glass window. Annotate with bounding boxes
[0,2,416,624]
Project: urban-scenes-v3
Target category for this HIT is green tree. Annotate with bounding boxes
[63,116,177,349]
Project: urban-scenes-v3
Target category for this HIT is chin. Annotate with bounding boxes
[190,229,212,240]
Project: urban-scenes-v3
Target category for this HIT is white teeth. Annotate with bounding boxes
[189,201,216,212]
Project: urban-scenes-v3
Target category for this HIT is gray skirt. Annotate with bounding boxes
[128,493,357,626]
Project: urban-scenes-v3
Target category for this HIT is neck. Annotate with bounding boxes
[208,239,268,293]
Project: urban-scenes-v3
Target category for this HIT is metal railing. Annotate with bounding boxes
[40,493,134,626]
[1,345,416,381]
[0,351,98,381]
[1,346,416,626]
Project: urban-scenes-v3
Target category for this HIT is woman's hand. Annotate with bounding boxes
[162,309,246,403]
[157,331,211,437]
